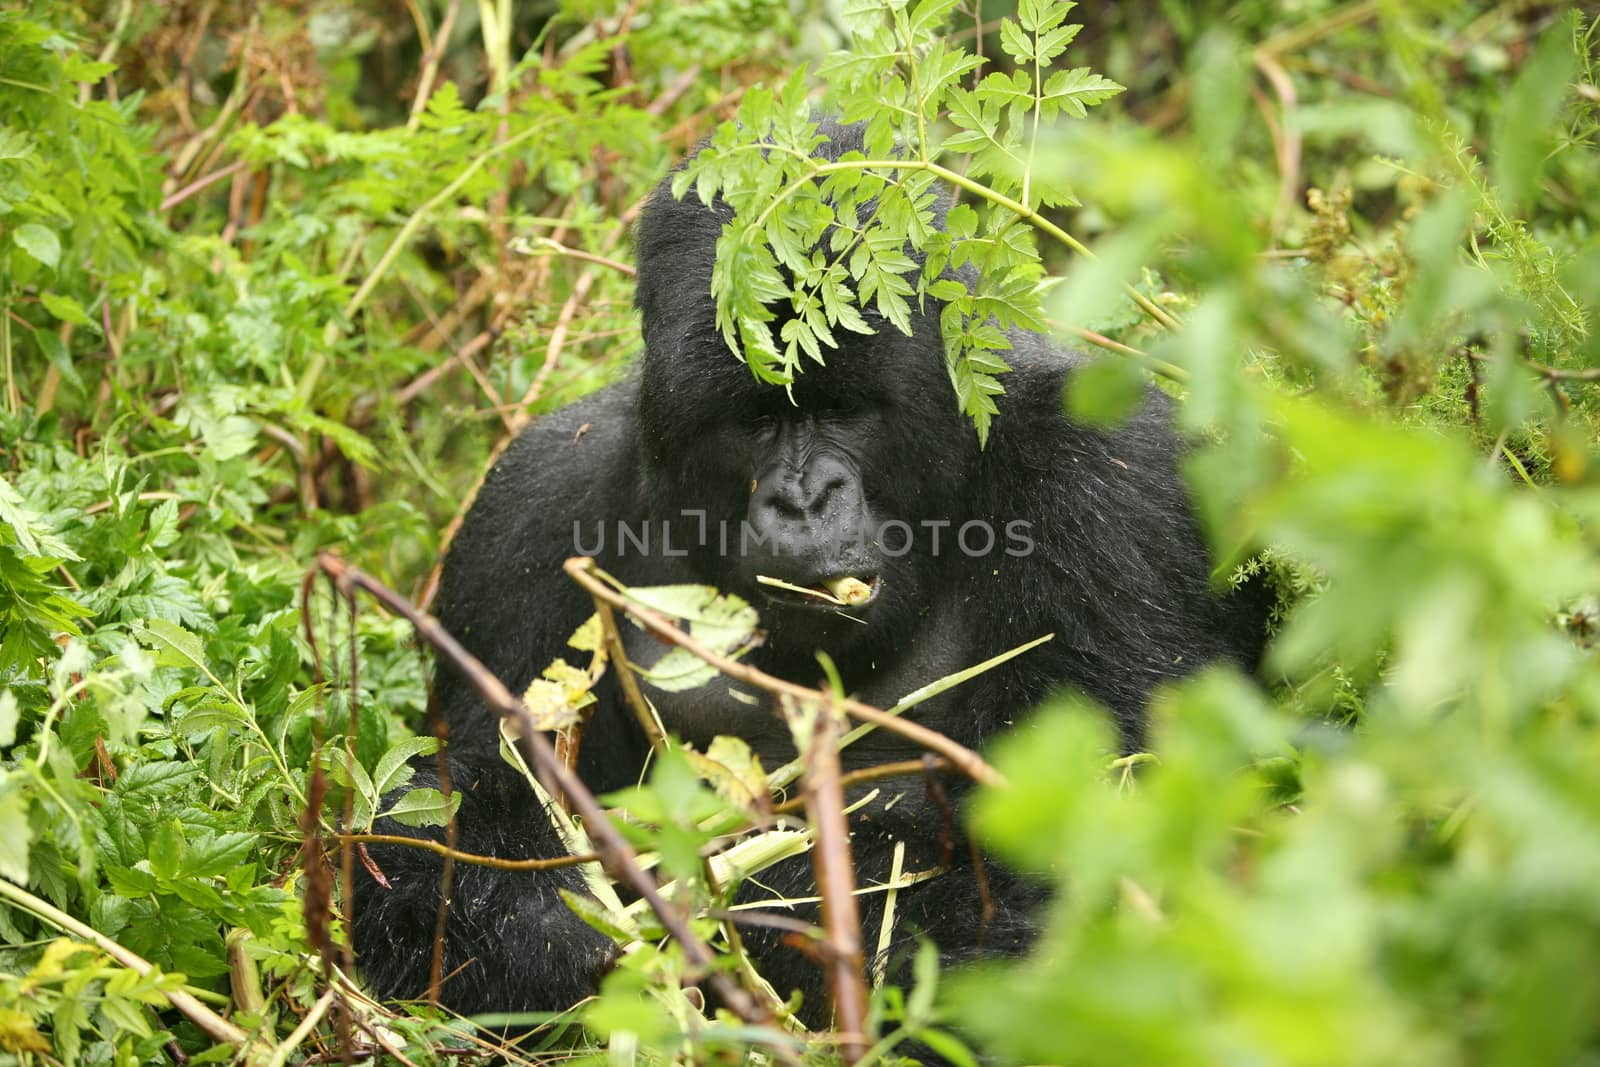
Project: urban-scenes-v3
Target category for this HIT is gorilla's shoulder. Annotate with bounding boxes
[490,377,642,489]
[453,377,644,570]
[503,375,638,451]
[993,332,1175,438]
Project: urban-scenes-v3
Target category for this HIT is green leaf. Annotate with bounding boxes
[908,938,941,1020]
[840,0,889,40]
[560,888,640,943]
[148,818,186,881]
[1035,23,1083,67]
[105,863,159,897]
[1491,17,1578,211]
[38,291,91,326]
[33,328,82,390]
[998,19,1034,65]
[1040,68,1125,118]
[379,787,462,828]
[371,736,439,798]
[0,776,31,883]
[1066,356,1145,427]
[0,691,16,748]
[0,475,79,559]
[137,619,208,672]
[181,833,257,879]
[13,224,60,269]
[914,1029,980,1067]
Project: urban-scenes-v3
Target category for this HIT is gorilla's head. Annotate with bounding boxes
[632,122,974,653]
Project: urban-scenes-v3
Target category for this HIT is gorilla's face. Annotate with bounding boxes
[728,375,914,627]
[631,129,979,654]
[636,300,973,652]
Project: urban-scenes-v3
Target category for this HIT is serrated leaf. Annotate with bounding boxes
[138,618,208,671]
[909,0,961,36]
[145,498,180,549]
[115,761,198,800]
[998,19,1034,65]
[977,70,1033,110]
[0,478,79,559]
[1035,22,1083,66]
[379,787,461,828]
[173,698,248,736]
[371,736,439,797]
[148,818,185,881]
[1041,68,1125,118]
[181,832,257,879]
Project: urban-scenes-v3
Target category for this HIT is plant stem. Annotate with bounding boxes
[0,877,262,1056]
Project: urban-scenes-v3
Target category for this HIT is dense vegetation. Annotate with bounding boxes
[1,1,1597,1063]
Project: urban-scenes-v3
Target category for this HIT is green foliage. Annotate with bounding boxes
[2,0,1600,1064]
[678,0,1124,443]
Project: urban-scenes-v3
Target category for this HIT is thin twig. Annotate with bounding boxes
[1252,49,1301,239]
[302,120,555,404]
[773,757,952,815]
[517,236,637,276]
[0,877,261,1055]
[1462,348,1600,382]
[563,558,1005,787]
[340,833,596,870]
[265,988,336,1067]
[161,159,248,213]
[408,0,464,130]
[515,267,600,423]
[393,328,495,408]
[1060,323,1187,380]
[587,593,668,754]
[1256,0,1383,57]
[646,63,703,116]
[312,554,782,1037]
[793,694,869,1061]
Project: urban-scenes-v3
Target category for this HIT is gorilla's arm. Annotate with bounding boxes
[352,758,619,1013]
[971,334,1265,747]
[353,383,650,1015]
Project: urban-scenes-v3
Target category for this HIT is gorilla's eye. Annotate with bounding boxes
[823,395,879,419]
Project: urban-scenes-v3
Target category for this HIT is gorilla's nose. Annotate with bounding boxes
[747,455,865,564]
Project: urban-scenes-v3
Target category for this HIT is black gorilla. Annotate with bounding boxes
[354,121,1266,1031]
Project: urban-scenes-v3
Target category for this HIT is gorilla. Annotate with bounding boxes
[353,120,1266,1039]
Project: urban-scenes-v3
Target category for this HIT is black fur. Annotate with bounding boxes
[353,121,1265,1034]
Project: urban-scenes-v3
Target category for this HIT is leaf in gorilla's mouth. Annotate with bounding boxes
[756,574,880,608]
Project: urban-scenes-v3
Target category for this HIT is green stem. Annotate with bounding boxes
[1,292,14,414]
[1023,22,1041,210]
[756,157,1184,335]
[0,877,261,1057]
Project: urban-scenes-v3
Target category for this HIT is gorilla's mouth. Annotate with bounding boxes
[756,574,881,611]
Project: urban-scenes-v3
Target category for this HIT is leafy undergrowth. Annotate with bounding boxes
[2,1,1599,1065]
